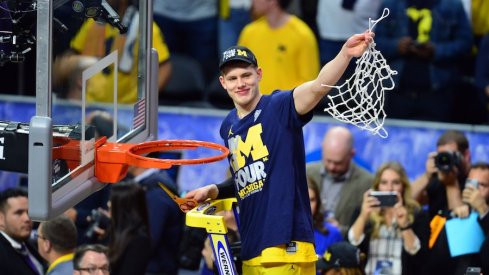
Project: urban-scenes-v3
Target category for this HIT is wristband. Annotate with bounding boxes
[216,177,235,199]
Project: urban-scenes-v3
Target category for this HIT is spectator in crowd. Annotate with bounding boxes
[375,0,472,122]
[411,130,476,275]
[200,236,216,275]
[153,0,218,83]
[178,226,208,271]
[218,0,252,54]
[475,34,489,121]
[316,241,366,275]
[316,0,382,76]
[63,187,111,246]
[37,215,77,275]
[107,182,151,275]
[298,0,319,38]
[307,126,374,236]
[73,244,110,275]
[0,187,46,275]
[458,0,489,87]
[452,162,489,275]
[348,162,429,275]
[308,177,344,257]
[411,130,471,219]
[470,0,489,46]
[126,164,184,275]
[238,0,319,95]
[62,0,171,103]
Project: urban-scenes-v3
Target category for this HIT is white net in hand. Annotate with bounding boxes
[322,8,397,138]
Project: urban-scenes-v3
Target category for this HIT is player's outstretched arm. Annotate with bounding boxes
[293,32,374,115]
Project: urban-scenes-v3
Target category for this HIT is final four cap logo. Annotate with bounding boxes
[219,46,258,69]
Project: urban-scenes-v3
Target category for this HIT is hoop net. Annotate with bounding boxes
[323,8,397,138]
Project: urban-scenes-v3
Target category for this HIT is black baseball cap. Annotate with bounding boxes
[219,46,258,70]
[317,242,361,271]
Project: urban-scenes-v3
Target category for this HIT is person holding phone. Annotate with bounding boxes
[348,162,429,275]
[452,163,489,275]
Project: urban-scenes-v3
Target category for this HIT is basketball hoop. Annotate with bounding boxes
[53,136,229,183]
[95,138,230,183]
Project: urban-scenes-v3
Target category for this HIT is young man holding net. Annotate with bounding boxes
[183,32,373,274]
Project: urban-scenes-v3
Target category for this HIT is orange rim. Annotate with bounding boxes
[95,139,229,183]
[125,140,229,167]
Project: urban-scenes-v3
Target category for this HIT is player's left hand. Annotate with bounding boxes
[343,31,374,58]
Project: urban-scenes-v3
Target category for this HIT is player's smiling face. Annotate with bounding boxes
[220,62,262,108]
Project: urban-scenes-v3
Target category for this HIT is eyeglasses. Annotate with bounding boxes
[33,232,46,240]
[76,266,110,274]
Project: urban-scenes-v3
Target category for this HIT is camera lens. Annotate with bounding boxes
[434,151,460,173]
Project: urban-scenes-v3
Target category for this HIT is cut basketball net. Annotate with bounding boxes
[322,8,397,138]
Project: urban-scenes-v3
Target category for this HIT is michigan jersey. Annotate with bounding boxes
[219,90,314,260]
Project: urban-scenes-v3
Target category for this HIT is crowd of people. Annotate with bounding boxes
[2,127,487,275]
[0,0,488,123]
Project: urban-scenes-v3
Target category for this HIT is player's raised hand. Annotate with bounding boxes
[343,31,374,58]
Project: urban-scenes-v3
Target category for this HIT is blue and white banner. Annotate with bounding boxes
[1,97,488,193]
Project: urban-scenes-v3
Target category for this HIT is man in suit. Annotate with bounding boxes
[126,163,184,275]
[306,126,373,236]
[37,215,77,275]
[0,187,46,275]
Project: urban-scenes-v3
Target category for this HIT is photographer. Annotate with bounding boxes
[411,130,475,274]
[411,130,471,219]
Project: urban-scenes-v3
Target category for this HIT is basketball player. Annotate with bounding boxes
[183,31,373,274]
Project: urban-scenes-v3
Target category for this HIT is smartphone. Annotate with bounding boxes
[369,191,398,207]
[465,267,481,275]
[466,179,479,189]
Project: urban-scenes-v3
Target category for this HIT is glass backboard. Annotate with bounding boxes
[28,0,158,220]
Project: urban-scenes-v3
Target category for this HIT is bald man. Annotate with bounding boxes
[306,126,373,236]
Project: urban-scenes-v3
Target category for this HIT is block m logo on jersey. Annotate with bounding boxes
[228,124,268,171]
[228,124,269,198]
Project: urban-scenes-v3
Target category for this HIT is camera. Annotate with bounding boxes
[85,209,110,240]
[434,151,461,173]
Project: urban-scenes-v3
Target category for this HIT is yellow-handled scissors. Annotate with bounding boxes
[158,183,197,212]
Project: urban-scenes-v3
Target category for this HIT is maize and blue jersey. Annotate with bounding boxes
[219,90,315,260]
